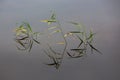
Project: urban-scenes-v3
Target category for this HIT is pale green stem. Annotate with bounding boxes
[56,21,67,67]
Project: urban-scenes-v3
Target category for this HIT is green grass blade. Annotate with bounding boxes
[67,52,74,57]
[70,49,85,51]
[87,32,95,40]
[46,63,57,66]
[77,41,83,48]
[29,40,33,52]
[23,22,32,32]
[19,24,24,28]
[45,52,60,69]
[68,21,84,29]
[69,31,83,33]
[76,35,84,48]
[67,52,83,58]
[16,36,28,40]
[50,12,56,20]
[48,26,57,30]
[69,21,80,26]
[15,39,26,49]
[70,49,85,54]
[33,38,40,44]
[76,35,83,42]
[87,42,102,54]
[56,42,65,45]
[50,30,61,34]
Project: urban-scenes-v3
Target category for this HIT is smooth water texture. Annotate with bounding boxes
[0,0,120,80]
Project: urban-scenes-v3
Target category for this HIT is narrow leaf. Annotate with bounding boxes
[67,52,73,57]
[29,40,33,52]
[87,42,102,54]
[50,12,56,20]
[51,30,61,34]
[16,36,28,40]
[33,38,40,44]
[70,31,83,33]
[15,39,25,48]
[67,52,83,58]
[19,24,24,28]
[56,42,65,45]
[70,49,85,51]
[69,21,80,25]
[77,41,83,48]
[46,63,56,66]
[64,32,73,37]
[76,35,84,48]
[48,26,57,30]
[87,32,95,40]
[24,22,32,32]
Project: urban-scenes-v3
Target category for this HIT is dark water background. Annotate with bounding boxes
[0,0,120,80]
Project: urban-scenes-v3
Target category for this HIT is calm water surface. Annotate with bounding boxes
[0,0,120,80]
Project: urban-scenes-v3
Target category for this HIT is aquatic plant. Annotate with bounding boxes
[41,12,67,69]
[14,22,40,52]
[14,12,101,69]
[66,22,102,58]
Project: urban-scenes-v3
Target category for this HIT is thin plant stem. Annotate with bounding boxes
[56,21,67,67]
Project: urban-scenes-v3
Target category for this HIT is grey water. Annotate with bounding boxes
[0,0,120,80]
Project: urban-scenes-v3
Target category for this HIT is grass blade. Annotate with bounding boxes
[29,40,33,52]
[87,32,95,40]
[70,31,83,33]
[46,63,57,66]
[15,39,26,48]
[56,42,65,45]
[19,24,24,28]
[68,21,80,26]
[70,48,85,54]
[67,52,74,57]
[87,42,102,54]
[68,21,84,28]
[67,52,83,58]
[50,30,61,34]
[48,26,57,30]
[76,35,83,48]
[16,36,28,40]
[23,22,32,32]
[33,38,40,44]
[50,12,56,20]
[70,49,85,51]
[64,32,73,37]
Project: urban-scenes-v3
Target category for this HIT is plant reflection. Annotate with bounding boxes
[14,12,102,69]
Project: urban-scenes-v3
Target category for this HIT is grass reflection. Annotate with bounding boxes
[14,12,102,69]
